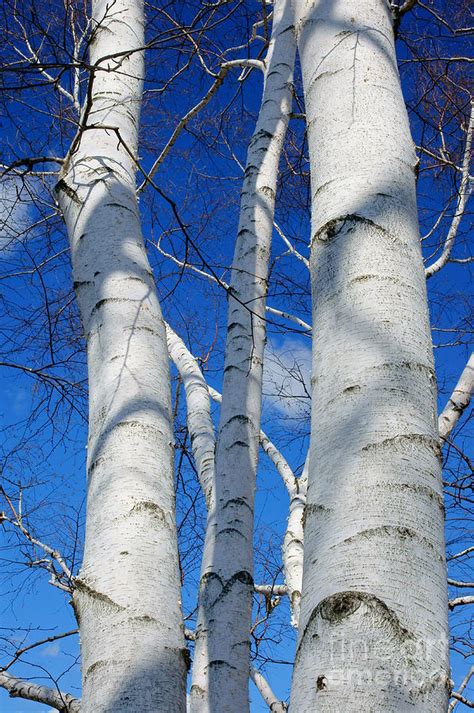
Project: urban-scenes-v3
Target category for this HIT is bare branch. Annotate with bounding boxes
[0,671,80,712]
[449,596,474,610]
[426,103,474,278]
[254,584,288,597]
[250,667,287,712]
[448,579,474,589]
[438,354,474,441]
[138,59,265,191]
[451,691,474,709]
[449,666,474,712]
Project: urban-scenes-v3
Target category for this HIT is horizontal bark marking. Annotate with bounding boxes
[220,414,252,428]
[216,527,247,540]
[75,578,125,612]
[130,500,167,522]
[361,433,441,458]
[312,213,388,246]
[296,590,412,661]
[223,497,252,511]
[376,481,444,510]
[303,503,331,525]
[96,419,166,440]
[90,296,136,316]
[207,660,237,671]
[130,614,157,623]
[343,384,360,394]
[334,525,439,553]
[103,202,137,215]
[85,658,118,678]
[226,440,250,449]
[200,570,253,606]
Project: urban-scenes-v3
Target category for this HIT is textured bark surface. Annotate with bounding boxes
[56,2,186,711]
[189,2,296,710]
[165,323,216,507]
[438,354,474,442]
[290,1,450,711]
[0,671,80,712]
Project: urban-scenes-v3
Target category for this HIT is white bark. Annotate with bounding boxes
[56,2,186,711]
[213,384,305,626]
[250,667,287,712]
[0,671,80,712]
[438,354,474,442]
[164,322,304,632]
[165,323,216,507]
[290,1,449,711]
[282,454,308,628]
[425,101,473,279]
[190,4,296,709]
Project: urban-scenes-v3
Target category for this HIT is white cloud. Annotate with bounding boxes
[263,336,312,419]
[40,643,61,657]
[0,177,33,253]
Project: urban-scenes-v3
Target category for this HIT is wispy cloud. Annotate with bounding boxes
[263,337,311,419]
[40,643,61,658]
[0,177,33,254]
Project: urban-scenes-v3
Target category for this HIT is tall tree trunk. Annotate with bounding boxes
[189,2,296,710]
[56,2,187,711]
[290,1,450,711]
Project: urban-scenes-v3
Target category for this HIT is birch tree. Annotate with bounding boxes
[189,3,296,709]
[290,1,452,710]
[54,1,187,710]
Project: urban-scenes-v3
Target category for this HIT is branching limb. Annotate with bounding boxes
[138,59,264,191]
[0,671,80,712]
[1,489,74,592]
[448,579,474,589]
[451,691,474,709]
[396,0,418,16]
[2,630,78,672]
[250,667,287,712]
[448,546,474,561]
[449,666,474,712]
[438,354,474,442]
[273,221,309,269]
[254,584,288,597]
[449,596,474,609]
[426,102,473,279]
[155,237,311,332]
[165,322,216,507]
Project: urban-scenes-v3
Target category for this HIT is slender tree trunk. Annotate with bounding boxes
[283,454,307,627]
[290,1,450,711]
[189,3,296,710]
[56,2,186,711]
[165,322,216,508]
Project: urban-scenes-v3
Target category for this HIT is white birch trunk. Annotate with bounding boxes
[282,454,308,628]
[290,1,450,710]
[56,2,186,711]
[165,323,216,508]
[190,3,296,710]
